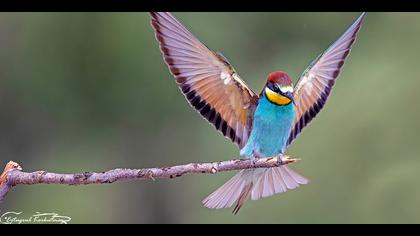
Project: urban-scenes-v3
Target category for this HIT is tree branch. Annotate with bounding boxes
[0,156,297,203]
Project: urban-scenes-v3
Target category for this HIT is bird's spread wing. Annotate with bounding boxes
[287,13,366,146]
[150,12,259,148]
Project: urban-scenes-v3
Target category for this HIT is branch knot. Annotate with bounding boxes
[1,161,22,186]
[0,161,23,202]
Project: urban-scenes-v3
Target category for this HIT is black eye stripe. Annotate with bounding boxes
[268,82,280,93]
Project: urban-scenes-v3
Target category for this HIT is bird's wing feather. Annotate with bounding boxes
[287,13,366,146]
[150,12,259,148]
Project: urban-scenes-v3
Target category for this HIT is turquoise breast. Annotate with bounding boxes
[240,94,295,158]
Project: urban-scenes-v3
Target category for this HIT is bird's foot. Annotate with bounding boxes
[250,151,264,168]
[250,156,260,168]
[277,154,299,165]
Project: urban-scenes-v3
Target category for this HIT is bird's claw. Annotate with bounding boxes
[250,151,263,168]
[277,155,299,165]
[251,157,259,168]
[277,157,285,165]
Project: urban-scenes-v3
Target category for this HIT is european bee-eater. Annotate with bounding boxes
[150,12,366,213]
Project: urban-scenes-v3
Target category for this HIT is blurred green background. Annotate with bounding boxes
[0,12,419,224]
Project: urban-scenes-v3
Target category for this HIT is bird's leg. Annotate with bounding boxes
[276,154,299,165]
[276,154,285,166]
[250,150,263,168]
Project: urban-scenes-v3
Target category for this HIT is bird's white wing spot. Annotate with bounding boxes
[301,74,314,94]
[220,71,232,85]
[220,71,229,80]
[224,76,232,85]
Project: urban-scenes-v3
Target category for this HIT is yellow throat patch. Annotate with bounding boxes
[265,87,291,105]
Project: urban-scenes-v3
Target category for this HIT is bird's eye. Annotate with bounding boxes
[271,83,280,93]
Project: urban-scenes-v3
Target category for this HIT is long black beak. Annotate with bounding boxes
[284,91,295,105]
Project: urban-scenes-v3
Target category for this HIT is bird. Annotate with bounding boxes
[149,12,366,214]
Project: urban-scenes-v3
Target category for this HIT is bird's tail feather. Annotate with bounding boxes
[202,166,309,214]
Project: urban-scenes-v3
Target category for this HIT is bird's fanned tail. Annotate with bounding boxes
[202,166,309,214]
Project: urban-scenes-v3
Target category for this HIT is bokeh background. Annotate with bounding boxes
[0,12,419,224]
